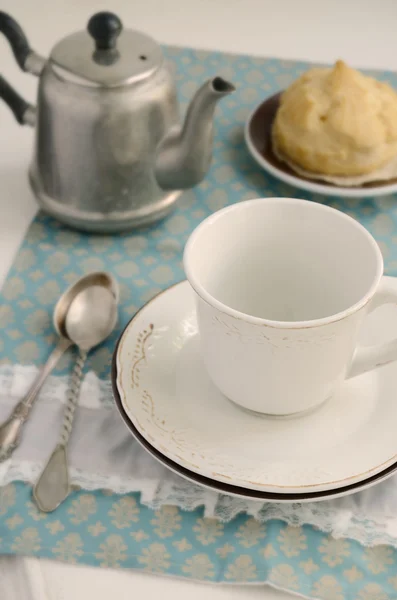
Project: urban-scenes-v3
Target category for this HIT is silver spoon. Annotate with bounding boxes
[32,271,119,513]
[0,272,116,462]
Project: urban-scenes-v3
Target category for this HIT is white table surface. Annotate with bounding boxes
[1,0,396,598]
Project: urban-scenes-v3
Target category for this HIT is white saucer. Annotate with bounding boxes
[115,279,397,494]
[245,93,397,198]
[113,383,397,503]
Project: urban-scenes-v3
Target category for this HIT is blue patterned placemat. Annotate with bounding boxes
[2,47,397,598]
[1,483,397,599]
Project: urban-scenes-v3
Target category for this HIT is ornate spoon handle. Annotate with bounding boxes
[0,337,72,462]
[59,349,87,446]
[33,348,87,513]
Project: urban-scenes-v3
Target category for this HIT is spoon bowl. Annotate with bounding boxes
[55,271,119,346]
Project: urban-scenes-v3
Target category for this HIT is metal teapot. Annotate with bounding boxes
[0,11,234,232]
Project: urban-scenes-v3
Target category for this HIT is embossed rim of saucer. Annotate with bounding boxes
[113,280,397,494]
[245,93,397,198]
[112,351,397,502]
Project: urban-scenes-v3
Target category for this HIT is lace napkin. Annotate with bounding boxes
[2,363,397,549]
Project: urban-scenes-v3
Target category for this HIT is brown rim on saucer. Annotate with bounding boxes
[110,285,397,503]
[248,93,397,190]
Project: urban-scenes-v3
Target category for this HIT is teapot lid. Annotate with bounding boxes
[49,12,163,86]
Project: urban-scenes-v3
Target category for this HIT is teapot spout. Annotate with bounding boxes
[155,77,235,190]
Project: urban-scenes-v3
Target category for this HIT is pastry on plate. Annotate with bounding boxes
[272,60,397,178]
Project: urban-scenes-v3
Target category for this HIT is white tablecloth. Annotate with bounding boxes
[1,0,396,598]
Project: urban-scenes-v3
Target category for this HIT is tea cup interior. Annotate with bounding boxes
[184,198,382,323]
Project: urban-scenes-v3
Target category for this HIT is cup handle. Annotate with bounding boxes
[348,276,397,379]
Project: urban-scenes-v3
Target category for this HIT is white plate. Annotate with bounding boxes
[244,93,397,198]
[115,279,397,494]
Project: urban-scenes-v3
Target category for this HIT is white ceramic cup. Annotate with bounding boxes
[184,197,397,416]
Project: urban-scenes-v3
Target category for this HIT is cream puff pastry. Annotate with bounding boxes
[272,60,397,177]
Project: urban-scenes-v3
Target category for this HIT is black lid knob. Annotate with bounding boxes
[87,12,122,51]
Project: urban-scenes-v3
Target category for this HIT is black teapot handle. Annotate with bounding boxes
[0,11,31,70]
[0,75,34,125]
[0,12,43,126]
